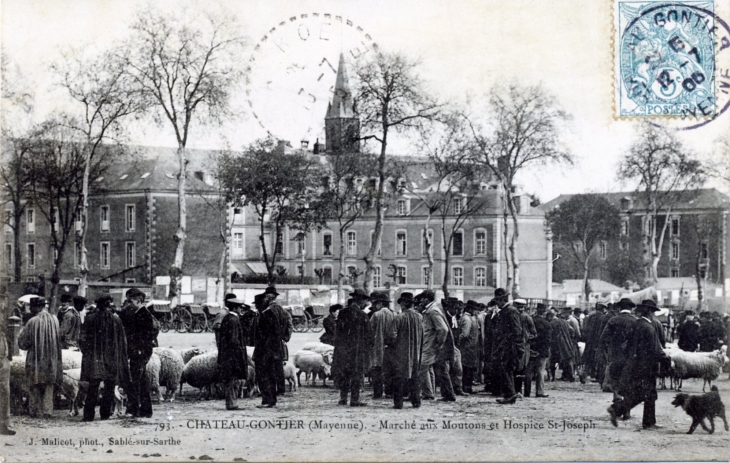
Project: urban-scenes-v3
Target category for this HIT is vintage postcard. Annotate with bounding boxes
[1,0,729,462]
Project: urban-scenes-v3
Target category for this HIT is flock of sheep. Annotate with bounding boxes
[660,345,729,392]
[9,342,335,416]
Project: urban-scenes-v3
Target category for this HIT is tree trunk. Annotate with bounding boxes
[169,146,188,306]
[424,214,434,290]
[441,225,451,298]
[78,146,92,297]
[363,127,389,294]
[505,190,521,296]
[582,257,590,306]
[13,211,22,282]
[49,262,61,314]
[695,248,705,312]
[338,226,347,299]
[501,193,513,292]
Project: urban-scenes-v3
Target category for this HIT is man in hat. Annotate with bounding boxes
[119,288,159,418]
[262,286,292,395]
[525,304,552,398]
[415,291,441,400]
[458,300,481,394]
[426,292,458,401]
[608,299,669,430]
[252,291,285,408]
[369,291,396,399]
[1,303,16,434]
[17,297,63,417]
[491,288,524,404]
[581,303,609,383]
[216,295,249,410]
[677,310,701,352]
[600,298,637,402]
[387,292,423,409]
[482,299,501,394]
[332,289,373,406]
[319,304,340,346]
[58,293,81,349]
[547,308,576,382]
[513,299,536,396]
[80,294,130,421]
[212,294,235,344]
[73,295,88,324]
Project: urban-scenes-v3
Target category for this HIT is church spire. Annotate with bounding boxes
[326,53,356,119]
[324,53,360,153]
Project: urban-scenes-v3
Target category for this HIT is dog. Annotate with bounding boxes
[671,385,729,434]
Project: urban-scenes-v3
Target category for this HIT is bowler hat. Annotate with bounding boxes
[254,294,267,305]
[95,294,114,309]
[465,300,480,312]
[617,298,636,309]
[264,286,280,297]
[125,288,145,301]
[494,288,509,299]
[73,295,87,311]
[536,304,548,314]
[29,296,46,309]
[370,291,390,303]
[350,288,370,300]
[397,292,414,305]
[415,290,435,303]
[224,293,237,301]
[60,293,73,303]
[637,299,660,312]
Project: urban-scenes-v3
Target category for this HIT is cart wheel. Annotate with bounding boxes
[292,317,307,333]
[174,307,192,333]
[309,318,324,333]
[159,312,173,333]
[191,313,207,333]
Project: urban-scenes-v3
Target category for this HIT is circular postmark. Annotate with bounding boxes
[245,13,378,143]
[617,2,730,128]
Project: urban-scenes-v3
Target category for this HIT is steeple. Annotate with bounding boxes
[325,53,360,153]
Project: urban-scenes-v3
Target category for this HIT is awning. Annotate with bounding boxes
[244,262,269,274]
[228,262,242,274]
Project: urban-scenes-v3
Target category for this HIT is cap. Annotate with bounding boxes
[513,298,527,306]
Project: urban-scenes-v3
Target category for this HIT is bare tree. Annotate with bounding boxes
[53,49,143,296]
[617,124,706,284]
[467,84,572,295]
[123,6,246,304]
[684,213,722,311]
[353,52,441,293]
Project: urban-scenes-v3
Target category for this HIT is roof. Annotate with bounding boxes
[325,54,356,120]
[655,277,721,290]
[541,189,730,213]
[561,279,623,293]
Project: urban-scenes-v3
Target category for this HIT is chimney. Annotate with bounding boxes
[301,140,309,150]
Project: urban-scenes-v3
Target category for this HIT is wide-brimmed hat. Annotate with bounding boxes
[94,294,114,309]
[60,293,73,303]
[29,296,46,309]
[465,300,480,312]
[253,293,267,305]
[370,291,390,303]
[637,299,660,312]
[616,298,636,309]
[443,297,460,308]
[494,288,509,299]
[349,288,370,300]
[397,292,414,305]
[73,295,87,310]
[264,286,280,297]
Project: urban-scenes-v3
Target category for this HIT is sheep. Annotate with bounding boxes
[302,342,335,356]
[61,349,83,370]
[177,347,203,364]
[283,361,297,392]
[665,348,726,391]
[145,353,163,402]
[153,347,185,401]
[180,351,220,399]
[60,369,88,416]
[294,350,331,387]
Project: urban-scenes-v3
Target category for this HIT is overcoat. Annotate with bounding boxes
[421,302,452,366]
[531,315,552,358]
[370,307,396,368]
[119,304,159,359]
[618,317,666,400]
[332,303,372,382]
[492,305,524,370]
[17,310,63,386]
[58,306,81,349]
[549,317,576,363]
[677,320,701,352]
[319,314,337,345]
[252,307,284,363]
[458,312,480,369]
[520,312,536,370]
[387,309,423,379]
[217,312,249,380]
[79,307,131,384]
[599,312,636,363]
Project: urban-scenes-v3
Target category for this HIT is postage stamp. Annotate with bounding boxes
[614,0,717,118]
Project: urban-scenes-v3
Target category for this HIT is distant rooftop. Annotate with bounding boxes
[541,189,730,212]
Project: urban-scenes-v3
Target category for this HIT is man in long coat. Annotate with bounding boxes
[458,300,480,394]
[525,304,552,398]
[608,300,669,430]
[57,293,81,349]
[388,293,423,409]
[369,291,396,399]
[547,309,576,382]
[600,298,636,399]
[1,313,16,435]
[80,294,131,421]
[17,297,63,417]
[216,296,249,410]
[482,300,500,394]
[424,293,457,402]
[513,298,536,396]
[319,304,340,346]
[581,303,609,383]
[491,289,524,404]
[416,291,441,400]
[677,311,701,352]
[253,291,286,408]
[332,289,372,406]
[118,288,159,418]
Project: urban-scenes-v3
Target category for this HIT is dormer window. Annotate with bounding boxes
[620,197,633,212]
[397,199,409,216]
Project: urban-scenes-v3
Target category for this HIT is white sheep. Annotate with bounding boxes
[153,347,185,401]
[145,353,162,402]
[294,350,331,387]
[283,361,297,392]
[62,349,83,370]
[177,347,203,364]
[665,348,726,391]
[302,342,335,356]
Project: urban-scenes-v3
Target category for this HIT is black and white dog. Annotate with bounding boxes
[671,386,729,434]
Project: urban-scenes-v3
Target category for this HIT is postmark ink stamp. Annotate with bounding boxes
[615,1,717,118]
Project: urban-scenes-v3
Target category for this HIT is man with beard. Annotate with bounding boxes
[600,298,637,405]
[525,304,552,398]
[57,293,81,349]
[388,292,423,409]
[458,300,480,394]
[369,291,396,399]
[547,308,576,382]
[17,297,63,418]
[608,300,669,430]
[491,289,524,404]
[677,310,701,352]
[216,295,249,410]
[80,294,130,421]
[119,288,159,418]
[332,289,372,406]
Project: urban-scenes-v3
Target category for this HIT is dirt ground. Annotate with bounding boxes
[2,331,729,462]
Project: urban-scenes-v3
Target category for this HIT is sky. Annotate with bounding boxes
[2,0,729,202]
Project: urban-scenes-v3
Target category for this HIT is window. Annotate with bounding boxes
[671,242,679,260]
[422,266,431,286]
[125,205,135,232]
[370,231,381,256]
[26,208,35,234]
[396,230,407,256]
[323,232,333,256]
[671,268,679,278]
[233,207,244,225]
[275,233,283,254]
[454,198,463,214]
[296,238,306,256]
[100,242,110,269]
[100,205,110,232]
[701,242,709,259]
[347,265,358,284]
[373,266,381,288]
[125,242,136,267]
[346,231,357,256]
[27,243,36,269]
[232,232,244,256]
[621,219,629,236]
[475,267,487,287]
[125,278,136,284]
[296,264,304,277]
[452,267,464,286]
[4,210,13,234]
[452,231,463,256]
[322,266,333,285]
[397,199,408,216]
[5,243,12,272]
[671,218,680,236]
[475,230,487,255]
[422,229,434,256]
[74,242,82,268]
[599,241,607,260]
[396,266,407,285]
